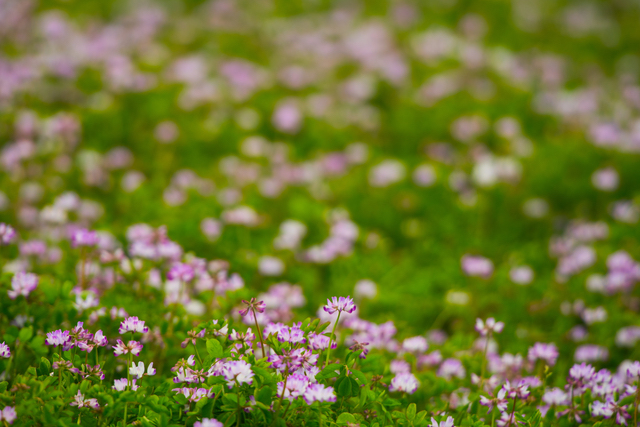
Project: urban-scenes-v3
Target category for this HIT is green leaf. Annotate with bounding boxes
[0,382,7,393]
[256,386,273,405]
[315,363,342,380]
[18,326,33,342]
[336,413,357,425]
[251,366,274,384]
[337,376,354,398]
[206,339,223,358]
[406,403,416,421]
[527,410,542,427]
[350,369,368,385]
[223,393,238,405]
[38,357,51,376]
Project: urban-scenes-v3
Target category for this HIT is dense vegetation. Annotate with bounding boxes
[1,0,640,425]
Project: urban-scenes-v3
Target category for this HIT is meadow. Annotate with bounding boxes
[1,0,640,425]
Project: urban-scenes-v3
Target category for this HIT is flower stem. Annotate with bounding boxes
[194,343,204,368]
[80,248,86,290]
[507,396,518,427]
[124,345,132,427]
[252,308,267,359]
[58,347,63,391]
[271,368,289,427]
[324,311,341,368]
[479,331,491,389]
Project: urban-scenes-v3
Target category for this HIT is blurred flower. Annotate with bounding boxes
[461,255,493,278]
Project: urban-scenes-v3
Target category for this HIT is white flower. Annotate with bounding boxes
[129,361,156,379]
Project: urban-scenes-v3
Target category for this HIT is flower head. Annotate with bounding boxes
[119,317,149,334]
[8,272,38,300]
[46,330,70,347]
[389,372,419,394]
[92,330,108,347]
[239,298,266,317]
[221,360,254,388]
[308,333,336,351]
[277,373,310,401]
[71,228,99,248]
[0,343,10,358]
[0,223,16,245]
[528,342,559,367]
[167,263,195,282]
[113,339,143,357]
[0,406,17,424]
[181,329,206,348]
[323,296,356,315]
[194,419,224,427]
[130,361,156,379]
[430,416,455,427]
[303,383,337,405]
[69,391,99,409]
[113,378,138,391]
[172,387,214,402]
[475,318,504,336]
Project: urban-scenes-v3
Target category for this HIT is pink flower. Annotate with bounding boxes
[119,317,149,334]
[0,223,16,245]
[194,419,223,427]
[528,342,558,366]
[69,391,99,409]
[461,255,494,278]
[0,343,9,358]
[113,339,143,357]
[475,318,504,336]
[303,384,336,405]
[113,378,138,391]
[0,406,17,424]
[71,228,99,247]
[221,360,254,388]
[167,263,195,282]
[130,361,156,379]
[389,372,419,394]
[46,330,70,347]
[238,298,266,317]
[323,296,356,315]
[8,272,38,299]
[430,416,455,427]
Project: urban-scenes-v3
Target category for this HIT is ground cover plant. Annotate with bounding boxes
[1,0,640,425]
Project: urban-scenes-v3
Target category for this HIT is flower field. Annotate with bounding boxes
[1,0,640,425]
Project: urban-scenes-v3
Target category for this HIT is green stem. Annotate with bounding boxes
[479,331,492,389]
[252,308,267,359]
[282,401,292,420]
[58,347,63,391]
[271,368,289,427]
[80,248,86,290]
[194,343,204,368]
[324,311,341,368]
[125,341,133,427]
[506,396,518,427]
